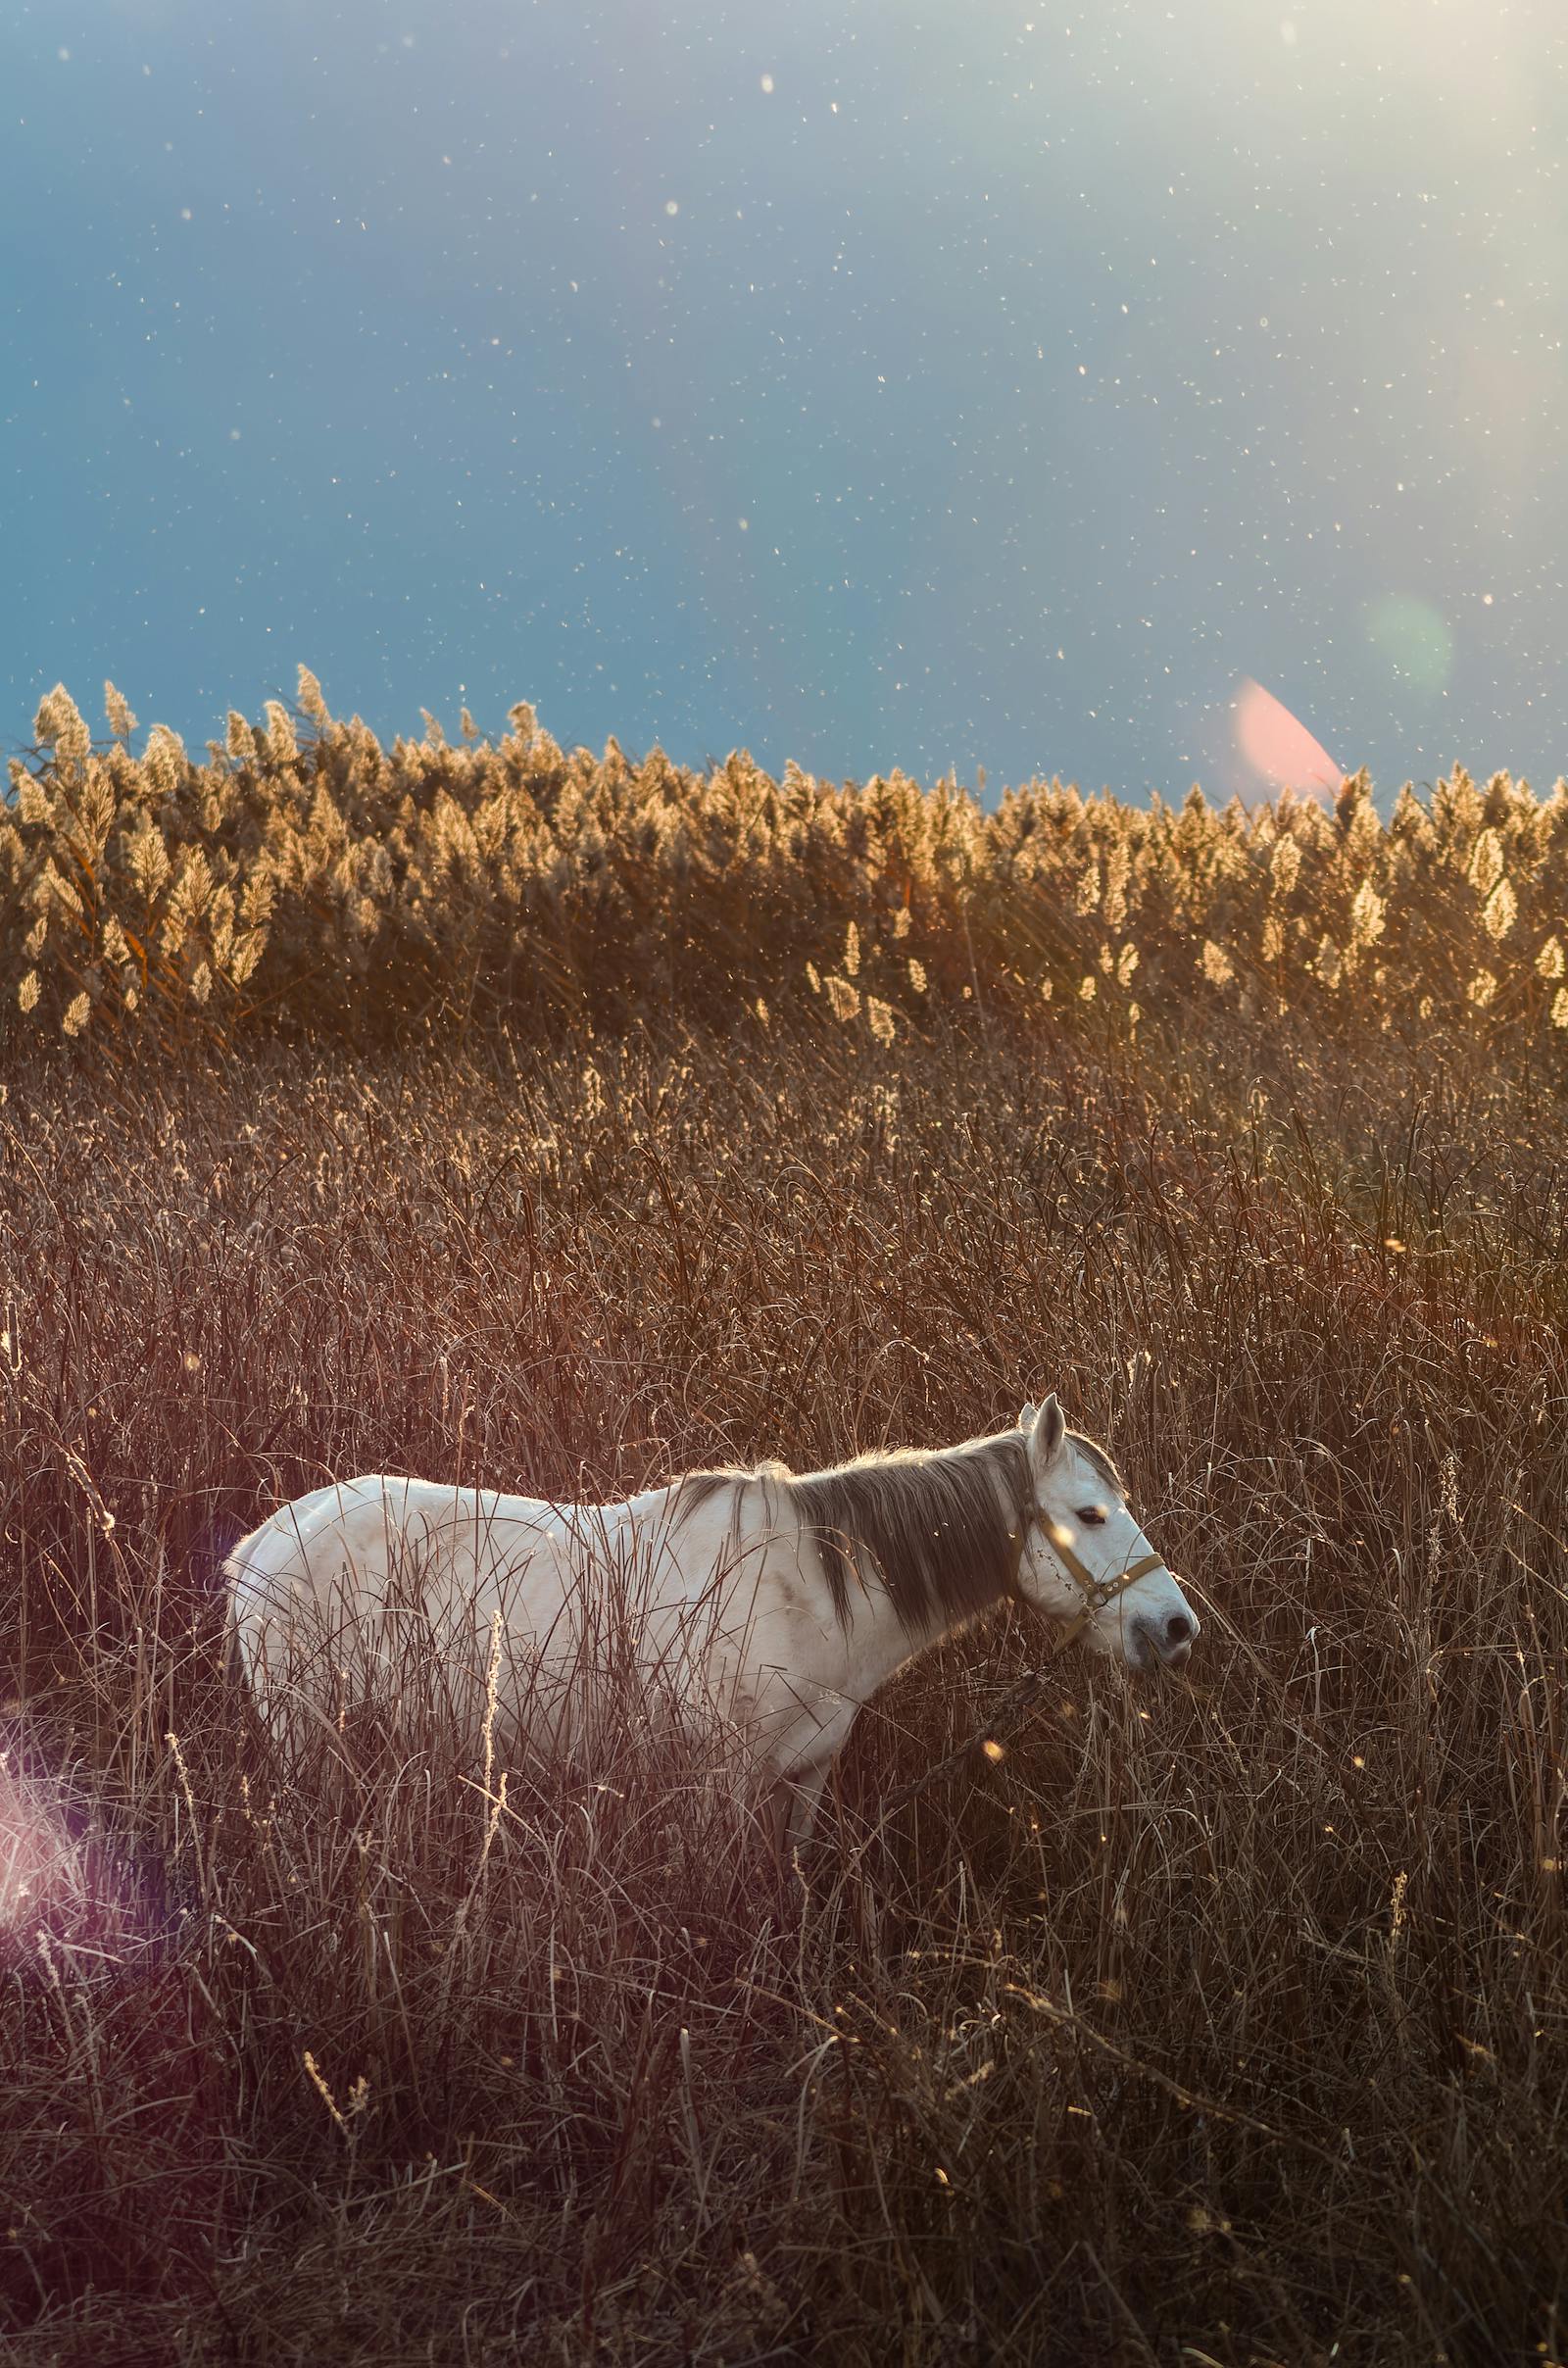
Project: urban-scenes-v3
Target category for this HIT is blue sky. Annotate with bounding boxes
[4,0,1566,802]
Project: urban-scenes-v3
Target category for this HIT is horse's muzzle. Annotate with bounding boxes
[1127,1604,1198,1672]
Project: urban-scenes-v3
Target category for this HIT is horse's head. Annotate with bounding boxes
[1014,1396,1199,1673]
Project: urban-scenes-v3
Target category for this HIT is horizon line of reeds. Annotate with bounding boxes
[5,668,1568,1063]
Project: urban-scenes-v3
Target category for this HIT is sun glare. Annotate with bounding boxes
[1233,675,1342,805]
[1,1752,85,1930]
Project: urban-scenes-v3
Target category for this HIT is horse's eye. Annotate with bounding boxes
[1076,1505,1107,1526]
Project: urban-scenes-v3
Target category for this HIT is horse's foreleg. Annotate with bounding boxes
[758,1761,829,1884]
[759,1699,858,1877]
[782,1758,831,1854]
[762,1775,792,1881]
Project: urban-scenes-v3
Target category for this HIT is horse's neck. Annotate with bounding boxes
[816,1452,1022,1698]
[836,1569,939,1701]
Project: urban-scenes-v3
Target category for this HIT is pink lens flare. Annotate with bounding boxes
[0,1749,158,1968]
[1234,676,1342,803]
[1,1750,85,1928]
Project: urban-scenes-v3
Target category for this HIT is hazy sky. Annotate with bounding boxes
[5,1,1566,803]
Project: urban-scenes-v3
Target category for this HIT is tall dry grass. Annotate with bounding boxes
[3,987,1567,2363]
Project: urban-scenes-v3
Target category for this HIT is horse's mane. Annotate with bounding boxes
[676,1425,1124,1635]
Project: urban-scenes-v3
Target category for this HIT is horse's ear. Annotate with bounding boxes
[1018,1402,1038,1431]
[1028,1394,1067,1476]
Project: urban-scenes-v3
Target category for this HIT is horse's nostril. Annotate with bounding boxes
[1165,1611,1193,1647]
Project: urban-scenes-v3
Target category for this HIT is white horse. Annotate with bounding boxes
[224,1395,1198,1844]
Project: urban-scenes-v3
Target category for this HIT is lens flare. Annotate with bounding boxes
[1,1751,84,1928]
[1361,594,1452,695]
[1233,676,1342,804]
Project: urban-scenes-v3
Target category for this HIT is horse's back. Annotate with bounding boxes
[225,1473,568,1616]
[221,1466,816,1766]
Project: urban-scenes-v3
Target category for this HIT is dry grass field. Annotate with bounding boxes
[3,993,1567,2368]
[3,694,1568,2362]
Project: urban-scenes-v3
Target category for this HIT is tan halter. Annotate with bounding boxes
[1017,1501,1168,1643]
